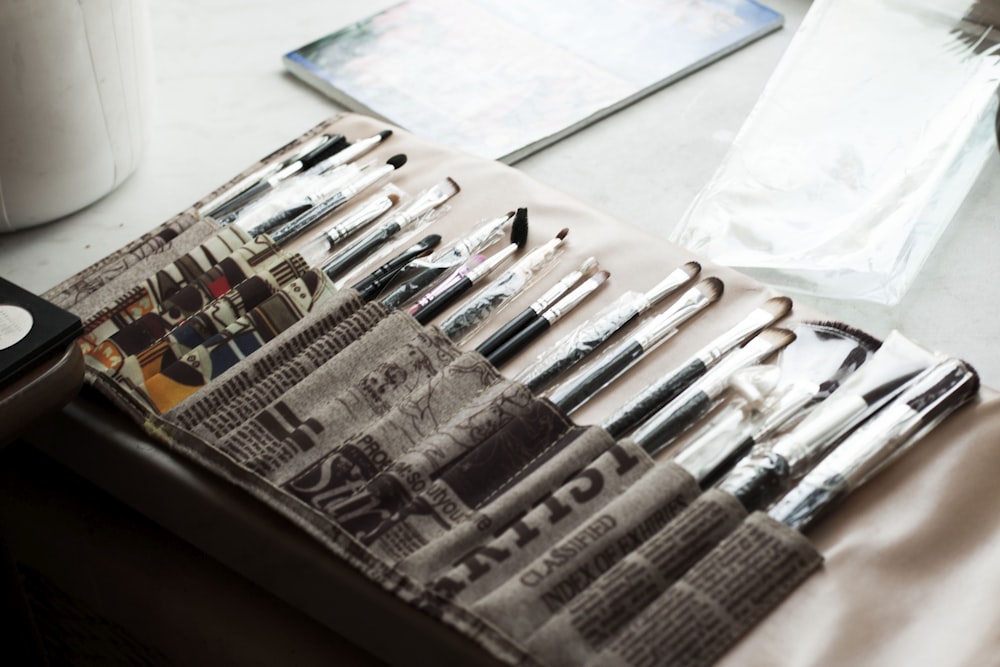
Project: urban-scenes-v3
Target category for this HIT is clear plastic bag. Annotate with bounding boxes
[672,0,1000,304]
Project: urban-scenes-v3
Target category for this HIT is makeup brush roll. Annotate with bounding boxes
[32,113,1000,667]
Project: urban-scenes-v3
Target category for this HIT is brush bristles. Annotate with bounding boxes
[378,130,393,140]
[510,208,529,248]
[683,261,702,278]
[420,234,442,248]
[593,270,611,284]
[556,227,569,241]
[387,193,401,205]
[806,320,882,353]
[760,296,793,320]
[757,327,797,350]
[387,153,407,169]
[697,276,724,302]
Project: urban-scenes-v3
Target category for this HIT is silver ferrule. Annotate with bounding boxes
[643,265,698,306]
[691,304,787,368]
[467,243,520,283]
[530,256,597,314]
[312,133,383,174]
[325,192,396,244]
[543,272,606,323]
[631,283,713,349]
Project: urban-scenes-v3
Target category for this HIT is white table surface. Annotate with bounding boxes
[1,0,997,389]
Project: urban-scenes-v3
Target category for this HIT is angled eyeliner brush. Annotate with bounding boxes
[546,277,724,414]
[350,234,442,301]
[514,261,701,393]
[601,296,793,438]
[411,208,529,325]
[380,210,516,310]
[267,154,407,243]
[321,176,460,280]
[486,268,609,367]
[630,327,797,458]
[207,133,348,218]
[476,256,599,358]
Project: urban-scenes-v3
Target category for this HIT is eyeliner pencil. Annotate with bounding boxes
[546,277,723,414]
[476,256,599,358]
[486,269,609,367]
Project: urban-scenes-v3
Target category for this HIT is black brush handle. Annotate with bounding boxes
[298,134,349,169]
[380,266,448,310]
[549,341,645,414]
[638,391,712,457]
[476,308,537,358]
[603,358,708,438]
[322,223,399,280]
[486,315,549,367]
[768,475,848,532]
[352,235,441,301]
[718,452,792,512]
[413,276,473,324]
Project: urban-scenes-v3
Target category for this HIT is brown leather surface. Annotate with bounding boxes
[0,343,84,445]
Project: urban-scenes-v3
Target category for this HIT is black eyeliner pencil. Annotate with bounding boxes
[476,256,598,358]
[486,269,609,368]
[547,277,723,414]
[351,234,442,301]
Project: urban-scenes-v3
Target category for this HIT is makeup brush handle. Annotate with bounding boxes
[413,277,472,325]
[322,224,397,280]
[636,392,713,457]
[718,451,792,512]
[767,474,849,532]
[603,359,708,439]
[486,316,549,368]
[476,309,536,357]
[549,341,645,414]
[380,267,448,310]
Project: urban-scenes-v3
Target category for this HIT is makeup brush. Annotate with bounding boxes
[350,234,442,301]
[715,330,937,511]
[485,267,609,367]
[266,154,407,243]
[321,176,460,280]
[294,191,400,267]
[379,211,517,310]
[586,356,980,667]
[307,129,393,176]
[437,227,569,342]
[545,277,723,414]
[476,256,599,358]
[670,321,879,487]
[206,133,348,219]
[769,357,980,530]
[628,327,796,458]
[411,208,530,324]
[600,296,793,438]
[514,261,701,393]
